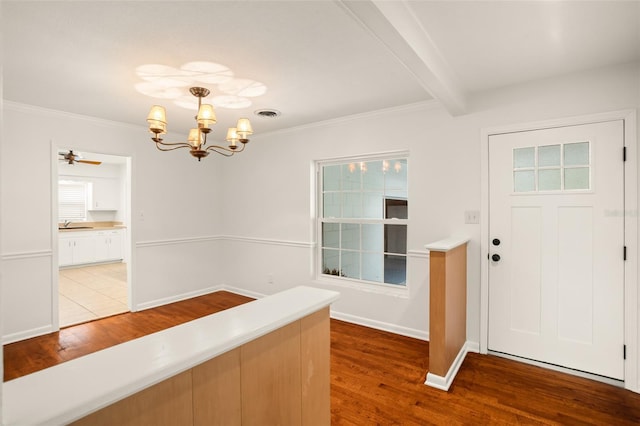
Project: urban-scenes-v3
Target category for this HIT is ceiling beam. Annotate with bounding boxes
[338,0,467,116]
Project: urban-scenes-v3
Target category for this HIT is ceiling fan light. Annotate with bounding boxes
[196,103,217,129]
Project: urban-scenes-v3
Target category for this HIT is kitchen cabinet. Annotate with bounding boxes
[88,178,119,211]
[59,229,124,266]
[95,230,124,262]
[59,232,97,267]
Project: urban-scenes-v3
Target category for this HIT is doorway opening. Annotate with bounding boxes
[56,149,132,327]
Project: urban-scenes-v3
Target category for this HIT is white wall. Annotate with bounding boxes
[0,104,227,342]
[219,61,640,371]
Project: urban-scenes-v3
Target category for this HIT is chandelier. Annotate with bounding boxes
[146,87,253,161]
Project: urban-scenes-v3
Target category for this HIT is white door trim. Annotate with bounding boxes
[480,109,638,393]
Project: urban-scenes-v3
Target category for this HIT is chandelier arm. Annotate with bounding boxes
[155,142,192,152]
[205,147,236,157]
[205,143,246,157]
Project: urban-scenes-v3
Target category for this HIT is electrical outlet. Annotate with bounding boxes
[267,273,274,284]
[465,210,480,224]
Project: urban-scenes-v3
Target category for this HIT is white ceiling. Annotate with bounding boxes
[3,1,639,141]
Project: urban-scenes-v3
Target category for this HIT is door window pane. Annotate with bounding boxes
[565,167,590,190]
[538,145,560,167]
[514,170,535,192]
[564,142,589,166]
[514,147,535,168]
[539,169,561,191]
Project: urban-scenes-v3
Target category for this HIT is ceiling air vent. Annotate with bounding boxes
[254,109,281,118]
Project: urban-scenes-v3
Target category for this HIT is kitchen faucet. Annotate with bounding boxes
[63,220,72,228]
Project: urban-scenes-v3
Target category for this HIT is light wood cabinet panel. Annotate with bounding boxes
[428,242,467,378]
[65,308,329,425]
[193,348,242,426]
[241,321,302,426]
[70,370,193,426]
[300,307,331,425]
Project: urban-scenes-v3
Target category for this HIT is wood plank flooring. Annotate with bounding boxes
[3,291,253,381]
[4,291,640,424]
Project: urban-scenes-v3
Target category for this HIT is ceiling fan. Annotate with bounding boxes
[59,150,102,165]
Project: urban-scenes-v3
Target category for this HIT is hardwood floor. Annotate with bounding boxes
[330,320,640,425]
[3,291,253,381]
[4,291,640,424]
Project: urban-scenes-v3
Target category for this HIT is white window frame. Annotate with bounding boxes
[58,180,88,222]
[315,151,409,295]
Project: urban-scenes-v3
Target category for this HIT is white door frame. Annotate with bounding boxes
[51,142,135,332]
[480,110,638,392]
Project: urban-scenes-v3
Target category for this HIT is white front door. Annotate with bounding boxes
[488,120,625,380]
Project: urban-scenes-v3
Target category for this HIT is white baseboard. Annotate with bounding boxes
[3,325,55,345]
[135,285,224,311]
[424,341,473,391]
[218,285,266,300]
[330,310,429,341]
[466,341,480,353]
[214,286,429,341]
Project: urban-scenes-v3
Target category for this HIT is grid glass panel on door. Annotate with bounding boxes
[512,142,591,193]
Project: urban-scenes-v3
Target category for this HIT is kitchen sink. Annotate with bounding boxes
[58,226,93,230]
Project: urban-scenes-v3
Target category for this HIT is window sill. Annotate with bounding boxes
[312,276,409,298]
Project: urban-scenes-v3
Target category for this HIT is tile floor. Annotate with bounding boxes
[59,262,129,328]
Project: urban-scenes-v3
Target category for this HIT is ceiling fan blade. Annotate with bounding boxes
[76,160,102,165]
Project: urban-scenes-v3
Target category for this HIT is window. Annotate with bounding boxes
[513,141,591,193]
[59,180,88,221]
[318,155,408,286]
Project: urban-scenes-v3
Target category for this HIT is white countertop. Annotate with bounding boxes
[3,286,339,426]
[424,236,470,252]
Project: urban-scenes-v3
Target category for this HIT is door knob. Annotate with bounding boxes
[491,254,501,262]
[492,238,501,246]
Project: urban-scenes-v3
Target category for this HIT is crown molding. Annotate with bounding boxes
[3,100,145,131]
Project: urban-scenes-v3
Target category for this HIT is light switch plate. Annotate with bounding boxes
[465,210,480,224]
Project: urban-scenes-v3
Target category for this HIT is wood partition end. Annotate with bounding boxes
[425,238,469,391]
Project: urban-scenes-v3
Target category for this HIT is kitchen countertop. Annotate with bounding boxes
[58,221,126,232]
[58,226,126,232]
